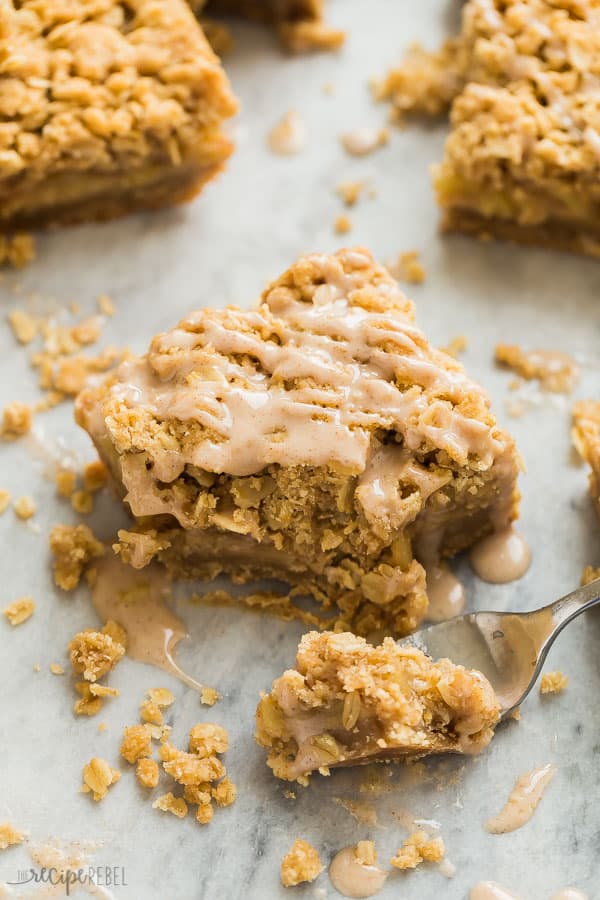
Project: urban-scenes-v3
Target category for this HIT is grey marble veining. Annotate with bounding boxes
[1,1,600,898]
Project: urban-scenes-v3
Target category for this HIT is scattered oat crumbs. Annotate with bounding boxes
[387,250,426,284]
[280,839,324,887]
[83,460,108,493]
[3,596,35,626]
[0,489,11,514]
[336,180,365,206]
[188,723,228,757]
[510,706,521,722]
[81,757,120,802]
[55,468,77,499]
[267,110,306,156]
[14,495,36,520]
[0,822,27,850]
[283,790,296,800]
[89,683,119,699]
[495,344,579,393]
[1,401,33,438]
[8,309,39,344]
[33,662,41,672]
[279,19,345,54]
[74,682,104,717]
[152,793,188,818]
[136,758,160,789]
[140,700,164,726]
[0,233,35,269]
[69,621,126,683]
[50,663,64,675]
[148,687,175,707]
[334,214,352,235]
[355,840,378,867]
[97,722,108,733]
[442,335,468,358]
[120,724,154,764]
[340,126,389,157]
[71,489,94,515]
[390,831,445,870]
[540,671,568,695]
[97,295,115,317]
[50,523,105,590]
[201,686,220,707]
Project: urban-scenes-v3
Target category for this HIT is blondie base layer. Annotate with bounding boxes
[75,247,520,636]
[378,0,600,257]
[573,401,600,521]
[256,631,501,782]
[0,0,237,230]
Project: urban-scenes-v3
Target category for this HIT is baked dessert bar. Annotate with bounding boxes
[75,247,520,636]
[256,631,500,781]
[378,0,600,256]
[0,0,237,229]
[573,401,600,520]
[192,0,344,53]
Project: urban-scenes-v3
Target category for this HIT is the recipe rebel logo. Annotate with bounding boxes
[5,864,127,894]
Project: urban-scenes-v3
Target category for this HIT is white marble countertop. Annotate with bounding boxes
[1,1,600,898]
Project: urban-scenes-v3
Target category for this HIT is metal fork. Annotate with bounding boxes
[401,577,600,717]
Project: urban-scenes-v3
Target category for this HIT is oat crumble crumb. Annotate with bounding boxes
[540,671,568,695]
[340,127,389,157]
[442,335,468,358]
[189,723,228,757]
[152,793,188,818]
[148,688,175,708]
[14,495,36,520]
[212,777,237,807]
[391,831,445,870]
[200,686,220,707]
[71,490,94,516]
[355,840,377,867]
[97,295,115,317]
[1,401,33,438]
[140,701,163,726]
[97,722,108,733]
[55,468,77,499]
[8,309,39,344]
[0,490,11,514]
[268,110,306,156]
[280,839,324,887]
[69,623,126,682]
[334,214,352,235]
[121,725,154,764]
[83,461,108,493]
[136,758,160,789]
[3,596,35,626]
[495,345,579,393]
[387,250,426,284]
[0,822,27,850]
[74,682,104,717]
[336,180,365,206]
[50,663,64,675]
[89,683,119,698]
[81,757,120,802]
[50,523,105,590]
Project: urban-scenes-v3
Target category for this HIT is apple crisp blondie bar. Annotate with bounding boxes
[75,247,520,636]
[256,631,500,781]
[0,0,237,229]
[378,0,600,256]
[573,401,600,520]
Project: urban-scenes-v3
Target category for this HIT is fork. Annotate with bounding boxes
[401,576,600,717]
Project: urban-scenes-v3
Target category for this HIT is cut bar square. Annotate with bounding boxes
[76,247,520,636]
[0,0,237,229]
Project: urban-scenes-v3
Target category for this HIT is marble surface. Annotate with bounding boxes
[1,1,600,898]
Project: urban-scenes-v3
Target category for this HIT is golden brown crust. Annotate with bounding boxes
[256,631,500,782]
[0,0,237,229]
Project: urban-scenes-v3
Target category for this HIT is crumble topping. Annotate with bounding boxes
[50,663,65,675]
[81,757,121,802]
[8,310,39,345]
[121,725,154,765]
[0,234,35,269]
[3,596,35,626]
[441,335,468,359]
[1,401,33,438]
[334,214,352,234]
[256,631,500,782]
[355,840,377,867]
[97,295,115,317]
[0,823,27,850]
[267,110,307,156]
[390,831,445,870]
[540,671,568,695]
[340,127,389,157]
[49,523,105,590]
[280,839,323,887]
[152,793,188,818]
[496,345,579,393]
[69,621,126,682]
[278,19,345,54]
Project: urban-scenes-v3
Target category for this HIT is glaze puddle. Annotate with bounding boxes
[329,847,388,899]
[485,763,556,834]
[470,526,531,583]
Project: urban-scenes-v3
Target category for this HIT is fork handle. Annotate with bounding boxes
[527,576,600,652]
